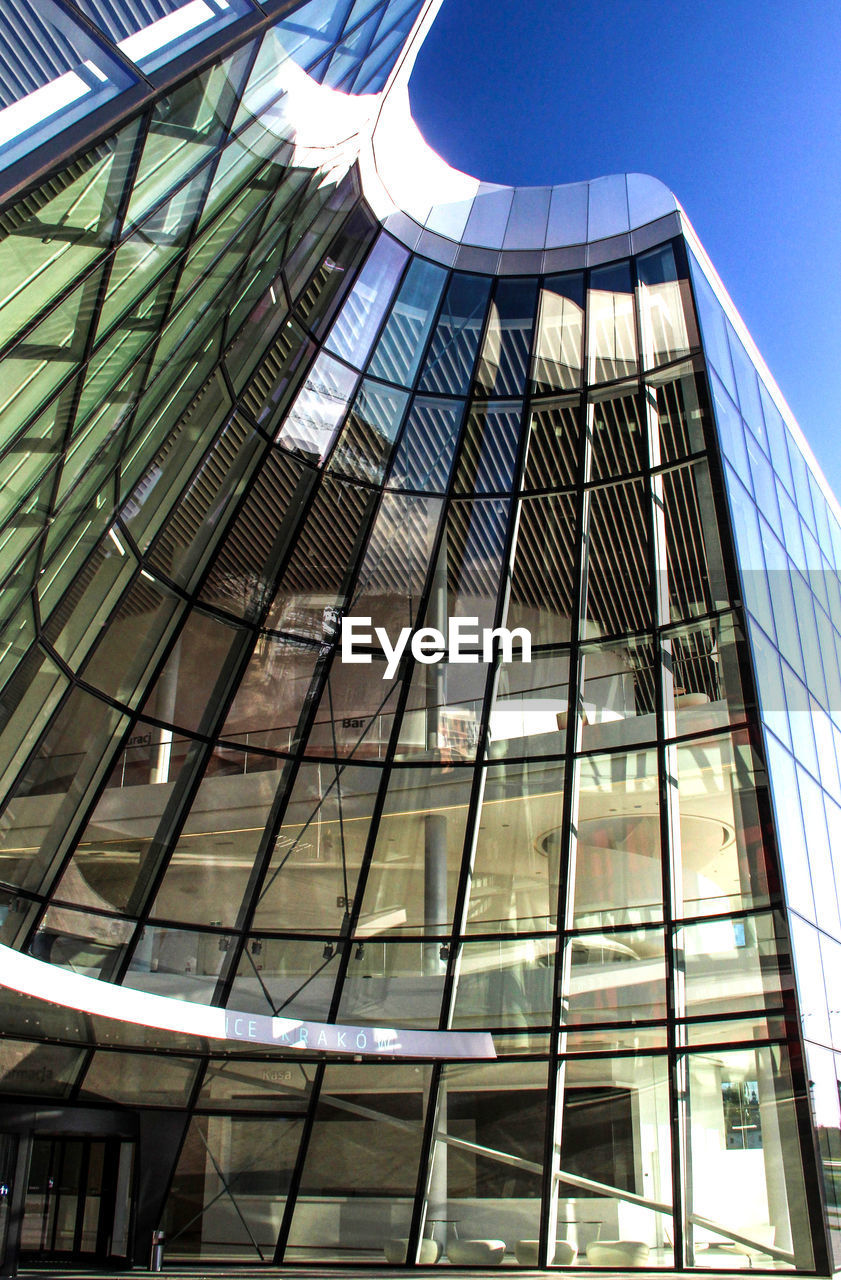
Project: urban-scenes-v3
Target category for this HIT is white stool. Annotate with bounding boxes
[447,1238,506,1265]
[586,1240,650,1267]
[515,1240,576,1265]
[384,1237,441,1263]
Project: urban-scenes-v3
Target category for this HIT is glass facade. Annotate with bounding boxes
[0,0,837,1274]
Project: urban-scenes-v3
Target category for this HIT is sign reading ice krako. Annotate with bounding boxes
[224,1012,495,1059]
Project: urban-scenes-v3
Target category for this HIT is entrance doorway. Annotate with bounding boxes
[20,1136,134,1264]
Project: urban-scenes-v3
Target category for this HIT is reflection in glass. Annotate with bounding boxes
[50,728,203,917]
[386,397,464,492]
[276,352,358,464]
[588,261,637,384]
[584,480,651,638]
[198,448,310,622]
[507,493,577,644]
[675,731,775,919]
[420,499,510,635]
[127,54,247,228]
[685,1044,812,1269]
[338,939,446,1027]
[30,904,133,980]
[426,1061,546,1264]
[681,912,789,1019]
[325,233,408,368]
[0,1039,85,1099]
[265,476,377,638]
[453,936,556,1028]
[358,765,473,935]
[531,274,584,392]
[228,935,343,1021]
[551,1054,673,1266]
[164,1114,304,1260]
[523,397,580,490]
[563,927,666,1024]
[125,923,234,1004]
[367,257,447,387]
[662,460,728,623]
[475,278,537,398]
[637,244,695,369]
[351,492,443,635]
[327,379,409,483]
[284,1063,429,1262]
[454,401,522,494]
[467,759,565,933]
[579,636,657,751]
[249,762,382,933]
[572,750,662,927]
[653,364,707,462]
[222,636,322,757]
[665,613,747,737]
[396,658,490,763]
[149,746,284,929]
[197,1059,314,1111]
[418,273,491,395]
[488,650,570,759]
[139,609,247,734]
[0,684,127,899]
[590,384,644,481]
[307,655,402,760]
[79,1051,196,1107]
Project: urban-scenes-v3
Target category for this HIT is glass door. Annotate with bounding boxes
[20,1136,133,1264]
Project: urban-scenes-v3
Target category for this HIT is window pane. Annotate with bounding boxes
[579,635,658,751]
[351,491,443,636]
[584,480,651,638]
[249,762,382,934]
[453,936,556,1028]
[531,273,584,392]
[367,257,447,386]
[276,351,358,463]
[587,261,637,384]
[418,273,491,396]
[284,1063,430,1263]
[523,397,581,490]
[676,730,775,919]
[326,378,408,483]
[387,397,464,492]
[681,912,790,1018]
[325,233,408,368]
[357,765,473,935]
[552,1054,673,1266]
[487,650,571,760]
[466,759,565,933]
[563,926,666,1024]
[508,493,576,644]
[590,384,644,480]
[684,1042,812,1269]
[572,749,662,927]
[163,1114,304,1261]
[475,277,537,398]
[637,244,695,369]
[425,1061,547,1262]
[453,400,522,494]
[228,935,343,1021]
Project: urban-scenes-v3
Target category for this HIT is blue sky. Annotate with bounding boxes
[409,0,841,496]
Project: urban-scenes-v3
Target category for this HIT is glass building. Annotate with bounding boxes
[0,0,839,1272]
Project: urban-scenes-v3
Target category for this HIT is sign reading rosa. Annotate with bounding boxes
[341,616,532,679]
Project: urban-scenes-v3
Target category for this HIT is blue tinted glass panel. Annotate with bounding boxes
[689,255,737,400]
